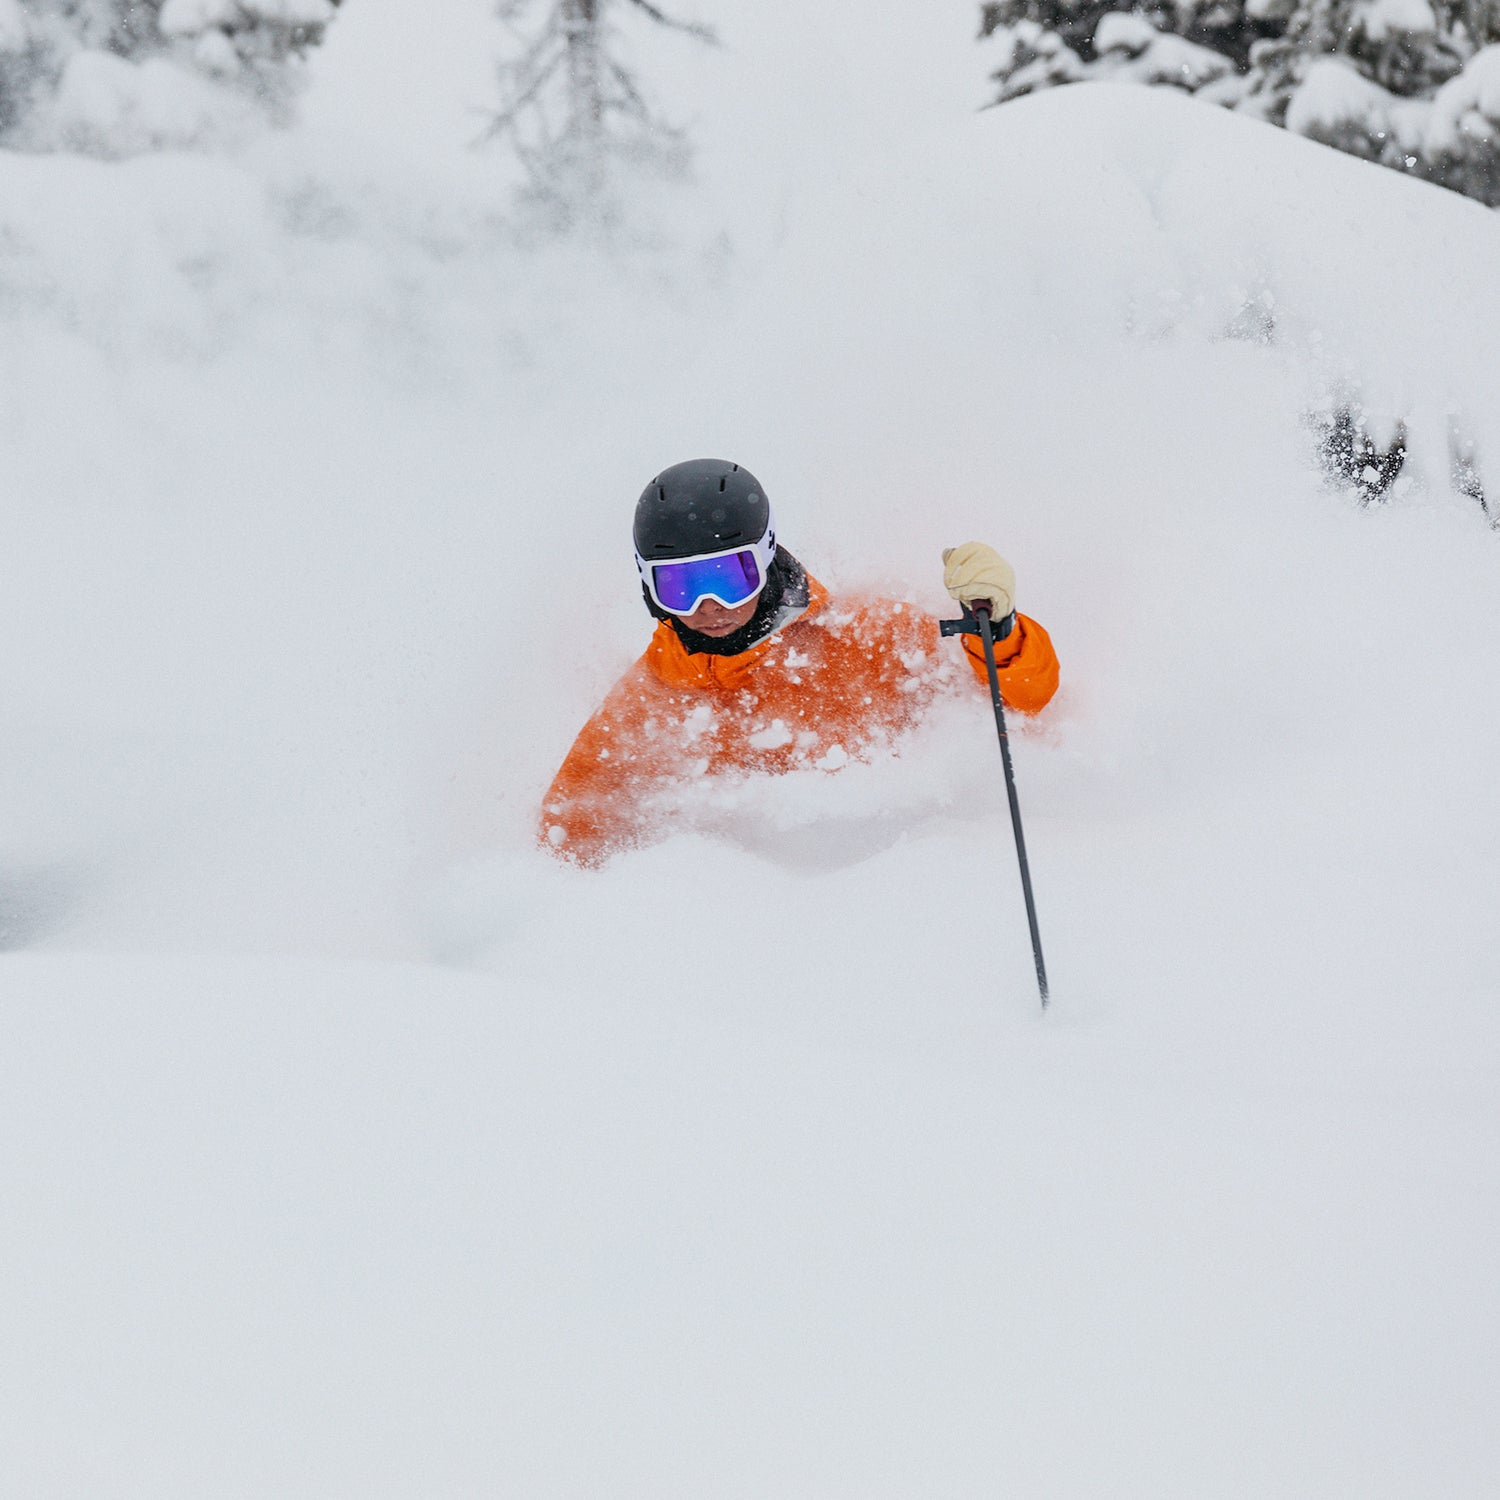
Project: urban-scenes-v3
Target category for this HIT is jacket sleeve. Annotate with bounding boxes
[537,660,681,868]
[957,611,1059,715]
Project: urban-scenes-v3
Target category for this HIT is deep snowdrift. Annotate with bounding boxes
[1,5,1497,1493]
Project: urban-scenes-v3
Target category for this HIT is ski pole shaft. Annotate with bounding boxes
[974,605,1050,1008]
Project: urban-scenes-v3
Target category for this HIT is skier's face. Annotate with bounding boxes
[681,595,759,638]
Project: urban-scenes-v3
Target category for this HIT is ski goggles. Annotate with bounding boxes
[638,534,775,615]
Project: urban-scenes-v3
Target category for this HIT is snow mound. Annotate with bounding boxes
[0,33,1497,1497]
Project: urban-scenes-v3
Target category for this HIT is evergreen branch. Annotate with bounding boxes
[495,9,564,87]
[606,59,653,121]
[622,0,719,45]
[604,60,687,139]
[481,47,567,143]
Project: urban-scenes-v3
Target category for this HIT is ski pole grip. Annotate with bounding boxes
[938,607,1015,641]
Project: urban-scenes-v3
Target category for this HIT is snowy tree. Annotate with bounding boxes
[979,0,1500,204]
[979,0,1274,103]
[486,0,715,215]
[1421,41,1500,197]
[156,0,342,74]
[0,0,342,153]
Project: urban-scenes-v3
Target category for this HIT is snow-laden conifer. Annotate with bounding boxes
[0,0,341,154]
[486,0,715,225]
[979,0,1500,203]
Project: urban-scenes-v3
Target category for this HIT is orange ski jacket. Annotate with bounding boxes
[539,573,1059,866]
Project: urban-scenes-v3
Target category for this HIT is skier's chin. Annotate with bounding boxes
[681,600,757,636]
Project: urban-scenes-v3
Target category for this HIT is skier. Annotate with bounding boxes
[539,459,1059,866]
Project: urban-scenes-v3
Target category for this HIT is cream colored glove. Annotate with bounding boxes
[942,542,1016,618]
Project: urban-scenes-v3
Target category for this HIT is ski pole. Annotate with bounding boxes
[940,604,1050,1008]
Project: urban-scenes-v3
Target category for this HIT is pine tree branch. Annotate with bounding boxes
[604,60,688,139]
[495,8,564,88]
[481,47,567,143]
[606,59,653,121]
[622,0,718,45]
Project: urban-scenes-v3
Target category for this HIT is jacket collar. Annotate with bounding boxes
[644,573,830,690]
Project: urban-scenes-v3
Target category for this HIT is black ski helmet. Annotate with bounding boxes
[632,459,774,561]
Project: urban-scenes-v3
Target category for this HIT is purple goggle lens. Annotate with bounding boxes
[651,549,763,614]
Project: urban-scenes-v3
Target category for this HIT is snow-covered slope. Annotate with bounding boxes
[1,5,1497,1493]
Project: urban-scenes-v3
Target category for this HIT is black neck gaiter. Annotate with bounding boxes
[643,547,811,658]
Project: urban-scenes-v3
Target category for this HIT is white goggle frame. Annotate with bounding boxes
[635,524,777,616]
